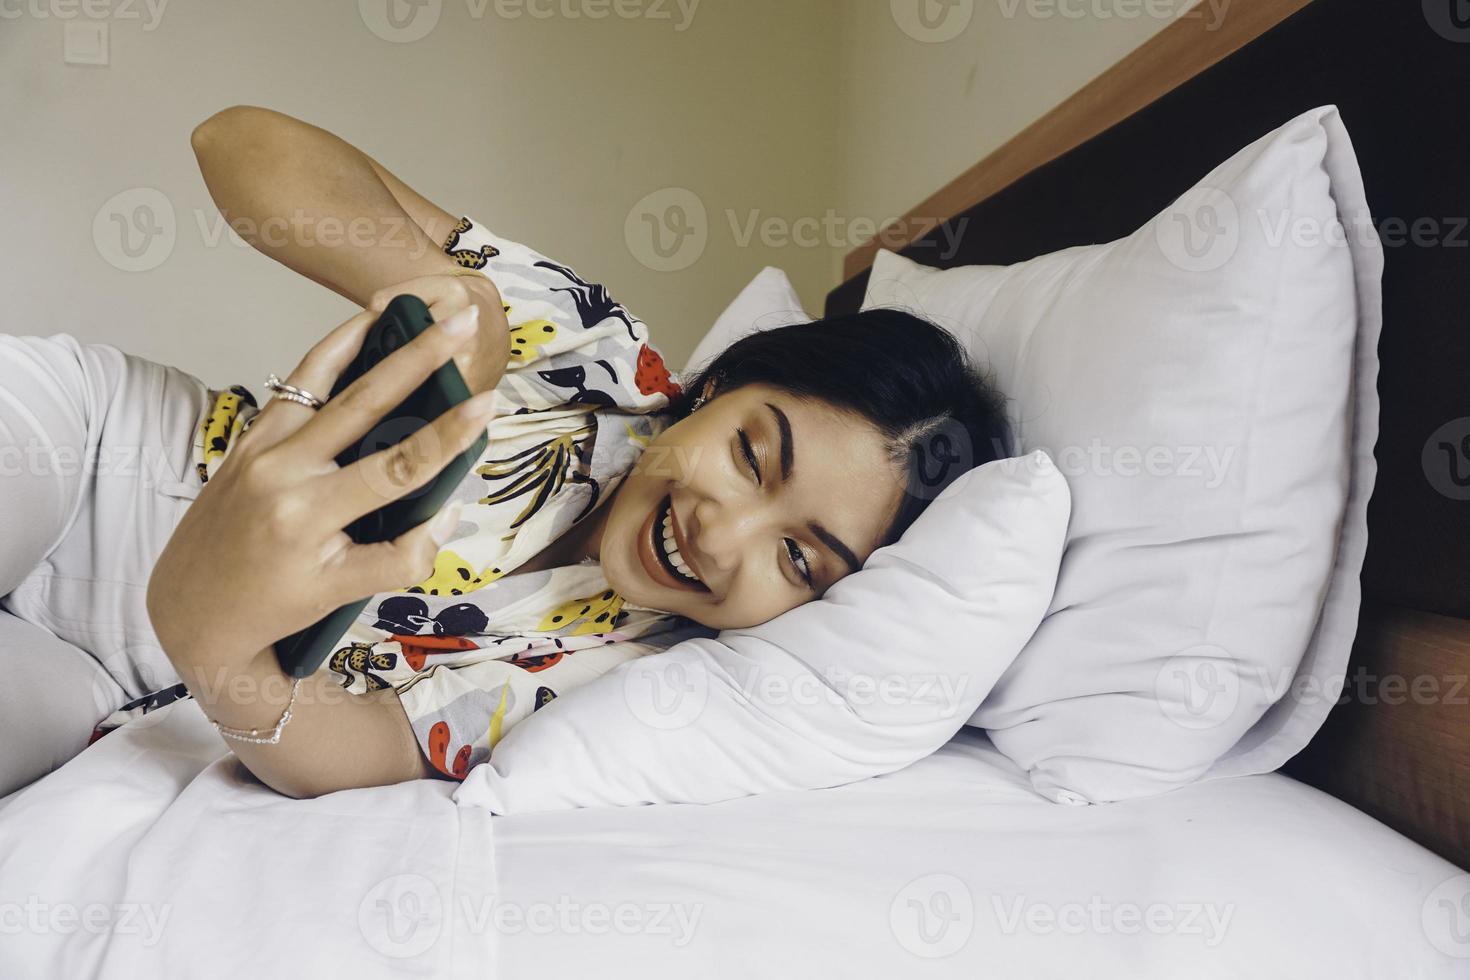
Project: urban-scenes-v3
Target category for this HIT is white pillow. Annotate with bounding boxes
[454,451,1070,813]
[682,266,810,374]
[862,105,1383,803]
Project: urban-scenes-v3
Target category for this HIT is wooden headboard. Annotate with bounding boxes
[828,0,1470,869]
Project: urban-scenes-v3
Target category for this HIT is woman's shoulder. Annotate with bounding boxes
[445,216,685,416]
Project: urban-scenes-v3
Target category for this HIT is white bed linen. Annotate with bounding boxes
[0,701,1462,979]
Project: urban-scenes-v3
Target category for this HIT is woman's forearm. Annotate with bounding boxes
[190,105,461,306]
[183,647,436,797]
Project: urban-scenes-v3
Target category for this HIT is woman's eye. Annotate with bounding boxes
[736,429,761,484]
[785,538,814,588]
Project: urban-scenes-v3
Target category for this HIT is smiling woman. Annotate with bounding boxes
[0,105,1011,802]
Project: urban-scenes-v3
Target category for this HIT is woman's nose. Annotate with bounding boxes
[688,497,750,575]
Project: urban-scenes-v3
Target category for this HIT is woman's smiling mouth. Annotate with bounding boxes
[637,493,709,594]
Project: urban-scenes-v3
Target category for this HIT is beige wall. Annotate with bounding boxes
[1,0,1185,387]
[0,0,840,385]
[833,0,1192,267]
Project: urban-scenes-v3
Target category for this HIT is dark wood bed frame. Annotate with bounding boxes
[827,0,1470,869]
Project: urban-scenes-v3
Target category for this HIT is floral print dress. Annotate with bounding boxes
[99,217,714,780]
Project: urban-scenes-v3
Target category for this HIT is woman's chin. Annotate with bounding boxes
[599,545,654,609]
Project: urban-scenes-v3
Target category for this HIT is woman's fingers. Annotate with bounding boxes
[287,305,482,462]
[244,310,377,452]
[334,500,465,600]
[323,383,498,527]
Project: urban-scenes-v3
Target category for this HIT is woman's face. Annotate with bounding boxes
[598,382,908,630]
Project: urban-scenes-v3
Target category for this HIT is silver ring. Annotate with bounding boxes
[264,373,325,410]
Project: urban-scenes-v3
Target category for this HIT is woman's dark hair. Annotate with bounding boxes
[667,308,1013,549]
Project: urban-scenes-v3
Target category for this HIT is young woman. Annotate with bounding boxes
[0,107,1010,802]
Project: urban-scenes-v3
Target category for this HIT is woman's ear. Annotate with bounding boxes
[692,375,718,412]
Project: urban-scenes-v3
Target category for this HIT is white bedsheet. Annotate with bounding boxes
[0,701,1463,979]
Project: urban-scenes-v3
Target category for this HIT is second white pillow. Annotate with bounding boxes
[862,105,1381,804]
[682,267,810,375]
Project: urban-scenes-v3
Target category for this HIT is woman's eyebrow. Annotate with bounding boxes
[765,402,794,482]
[809,521,862,575]
[763,401,860,574]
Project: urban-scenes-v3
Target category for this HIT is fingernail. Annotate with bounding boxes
[458,389,498,421]
[441,306,479,337]
[429,500,463,547]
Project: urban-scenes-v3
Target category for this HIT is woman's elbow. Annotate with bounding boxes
[246,760,348,801]
[190,104,276,158]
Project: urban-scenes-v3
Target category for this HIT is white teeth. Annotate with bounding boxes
[657,501,703,587]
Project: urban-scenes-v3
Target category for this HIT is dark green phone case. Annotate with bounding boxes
[273,294,489,678]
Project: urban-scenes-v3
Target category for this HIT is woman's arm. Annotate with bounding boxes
[188,647,439,796]
[190,105,464,306]
[193,105,511,394]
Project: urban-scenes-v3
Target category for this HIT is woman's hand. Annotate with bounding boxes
[146,304,499,677]
[146,303,503,798]
[368,271,511,396]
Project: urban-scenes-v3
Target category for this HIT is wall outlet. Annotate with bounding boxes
[64,21,109,66]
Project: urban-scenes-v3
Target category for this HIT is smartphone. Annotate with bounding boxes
[273,294,489,678]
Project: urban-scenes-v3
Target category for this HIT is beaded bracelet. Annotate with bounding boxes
[211,677,304,745]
